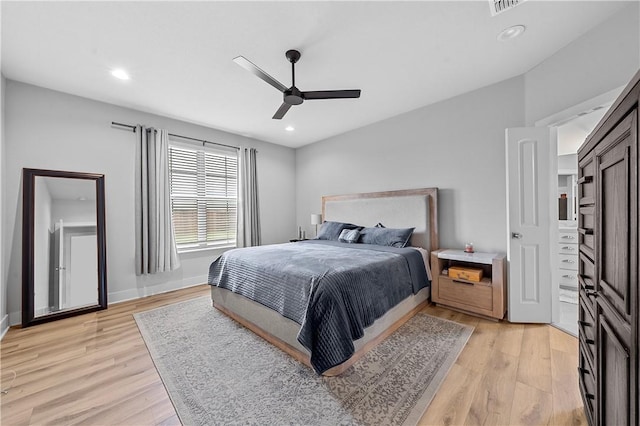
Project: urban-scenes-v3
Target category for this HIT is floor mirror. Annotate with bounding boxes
[22,168,107,327]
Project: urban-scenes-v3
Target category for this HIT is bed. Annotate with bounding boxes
[208,188,439,375]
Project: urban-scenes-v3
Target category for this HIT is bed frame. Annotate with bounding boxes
[211,187,439,376]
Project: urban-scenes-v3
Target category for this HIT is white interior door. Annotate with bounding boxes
[506,127,554,322]
[68,233,98,307]
[54,220,66,308]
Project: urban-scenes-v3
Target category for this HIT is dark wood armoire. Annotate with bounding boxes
[577,69,640,426]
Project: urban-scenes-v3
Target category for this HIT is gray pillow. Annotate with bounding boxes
[359,226,415,248]
[316,221,360,241]
[338,228,360,243]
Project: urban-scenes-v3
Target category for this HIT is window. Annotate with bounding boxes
[168,141,238,251]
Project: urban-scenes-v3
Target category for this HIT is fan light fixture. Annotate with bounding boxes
[497,25,526,41]
[111,68,130,80]
[285,126,295,132]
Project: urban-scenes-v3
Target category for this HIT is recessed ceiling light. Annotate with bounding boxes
[111,68,130,80]
[497,25,526,41]
[285,126,295,132]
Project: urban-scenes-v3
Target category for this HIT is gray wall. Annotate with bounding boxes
[525,2,639,125]
[3,81,296,325]
[295,3,639,256]
[296,76,525,253]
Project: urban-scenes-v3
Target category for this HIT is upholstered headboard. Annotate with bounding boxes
[321,188,439,252]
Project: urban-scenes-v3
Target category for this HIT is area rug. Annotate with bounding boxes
[134,296,473,426]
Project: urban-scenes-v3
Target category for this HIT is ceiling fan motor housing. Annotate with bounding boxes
[284,87,304,105]
[286,49,301,64]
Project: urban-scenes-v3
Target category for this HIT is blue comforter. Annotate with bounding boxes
[207,240,429,374]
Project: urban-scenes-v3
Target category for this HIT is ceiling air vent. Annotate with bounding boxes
[489,0,527,16]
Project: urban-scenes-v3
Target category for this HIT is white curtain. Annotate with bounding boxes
[135,125,181,275]
[237,147,261,247]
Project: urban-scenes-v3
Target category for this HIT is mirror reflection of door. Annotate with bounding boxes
[34,176,98,317]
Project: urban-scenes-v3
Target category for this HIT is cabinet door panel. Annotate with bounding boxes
[598,314,631,426]
[579,343,596,425]
[596,110,637,321]
[579,154,596,206]
[579,294,596,360]
[579,206,595,258]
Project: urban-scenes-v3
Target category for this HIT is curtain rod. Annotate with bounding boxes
[111,121,240,151]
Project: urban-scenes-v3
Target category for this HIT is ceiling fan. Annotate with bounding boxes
[233,49,361,120]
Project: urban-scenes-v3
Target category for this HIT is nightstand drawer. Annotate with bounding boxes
[437,276,493,312]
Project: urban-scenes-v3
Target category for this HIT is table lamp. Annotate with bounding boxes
[311,214,323,237]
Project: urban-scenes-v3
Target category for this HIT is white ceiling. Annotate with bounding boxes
[1,1,631,148]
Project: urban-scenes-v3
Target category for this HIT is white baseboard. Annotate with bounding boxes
[5,276,209,328]
[1,314,9,340]
[108,275,208,305]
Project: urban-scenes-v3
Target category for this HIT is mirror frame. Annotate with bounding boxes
[22,168,107,327]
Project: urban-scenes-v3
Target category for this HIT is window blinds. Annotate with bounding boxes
[168,141,238,251]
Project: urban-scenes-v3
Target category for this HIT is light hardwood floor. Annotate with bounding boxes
[1,285,586,425]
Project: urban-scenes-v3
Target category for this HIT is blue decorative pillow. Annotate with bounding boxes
[359,226,415,248]
[316,221,360,241]
[338,228,360,243]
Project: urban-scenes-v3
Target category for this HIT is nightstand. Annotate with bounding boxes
[430,249,507,320]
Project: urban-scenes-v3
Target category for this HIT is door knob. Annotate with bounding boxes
[511,232,522,239]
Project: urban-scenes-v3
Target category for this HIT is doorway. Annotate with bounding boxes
[537,88,621,335]
[506,87,623,328]
[552,108,608,335]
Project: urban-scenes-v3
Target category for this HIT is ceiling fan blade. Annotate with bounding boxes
[302,90,361,100]
[272,102,292,120]
[233,56,288,93]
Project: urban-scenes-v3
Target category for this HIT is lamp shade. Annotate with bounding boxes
[310,214,323,225]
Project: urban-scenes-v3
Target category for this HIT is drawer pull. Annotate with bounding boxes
[578,367,590,375]
[578,320,592,327]
[452,279,474,286]
[585,393,595,400]
[577,176,593,184]
[562,274,575,279]
[578,228,594,235]
[585,290,598,298]
[562,259,576,264]
[584,338,595,345]
[561,235,576,239]
[561,246,575,250]
[578,275,595,290]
